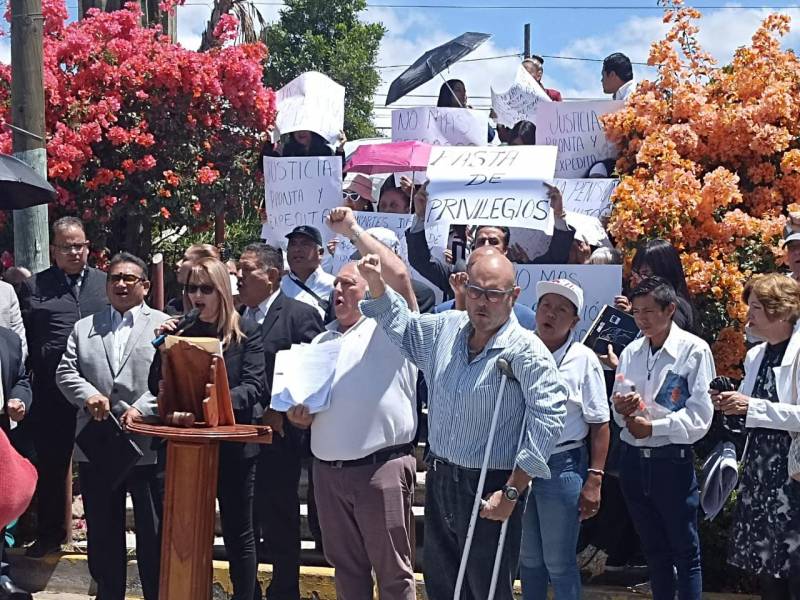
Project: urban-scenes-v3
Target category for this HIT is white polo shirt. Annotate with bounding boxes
[309,316,418,461]
[550,339,610,447]
[614,323,715,447]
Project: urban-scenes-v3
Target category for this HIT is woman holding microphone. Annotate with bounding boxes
[150,257,265,600]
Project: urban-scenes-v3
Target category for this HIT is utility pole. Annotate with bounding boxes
[11,0,50,273]
[524,23,531,59]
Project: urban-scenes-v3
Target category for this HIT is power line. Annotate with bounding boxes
[374,52,652,69]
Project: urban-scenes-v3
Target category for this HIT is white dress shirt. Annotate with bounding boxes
[280,267,335,318]
[110,303,143,373]
[550,338,610,447]
[614,323,715,447]
[244,290,280,325]
[613,79,635,101]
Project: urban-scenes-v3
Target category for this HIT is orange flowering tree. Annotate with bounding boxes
[603,0,800,377]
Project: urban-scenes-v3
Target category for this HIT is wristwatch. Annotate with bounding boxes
[502,484,520,502]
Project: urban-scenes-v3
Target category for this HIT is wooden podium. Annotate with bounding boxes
[128,422,271,600]
[128,336,271,600]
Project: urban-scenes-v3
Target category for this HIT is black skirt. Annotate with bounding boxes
[728,428,800,577]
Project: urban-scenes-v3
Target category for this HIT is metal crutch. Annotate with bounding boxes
[453,357,523,600]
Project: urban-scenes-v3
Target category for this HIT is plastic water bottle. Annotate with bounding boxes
[613,373,636,395]
[613,374,645,416]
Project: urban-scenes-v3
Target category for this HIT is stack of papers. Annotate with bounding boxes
[270,339,342,414]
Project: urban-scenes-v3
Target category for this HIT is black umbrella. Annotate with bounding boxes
[0,153,57,209]
[385,32,491,106]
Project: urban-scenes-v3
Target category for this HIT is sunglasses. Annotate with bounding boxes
[465,284,514,303]
[342,191,363,202]
[184,284,216,295]
[107,273,144,284]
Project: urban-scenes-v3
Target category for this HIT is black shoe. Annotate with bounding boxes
[24,540,61,559]
[0,576,33,600]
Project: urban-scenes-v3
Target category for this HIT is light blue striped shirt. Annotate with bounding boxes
[360,287,567,479]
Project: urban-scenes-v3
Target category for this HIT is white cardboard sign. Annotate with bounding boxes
[516,264,623,340]
[275,72,345,145]
[392,107,486,146]
[535,100,622,178]
[423,145,558,249]
[491,65,552,128]
[260,156,343,245]
[554,178,617,218]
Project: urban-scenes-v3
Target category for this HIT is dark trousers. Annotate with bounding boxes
[31,394,76,546]
[619,443,702,600]
[78,461,163,600]
[219,446,258,600]
[423,460,525,600]
[254,434,302,600]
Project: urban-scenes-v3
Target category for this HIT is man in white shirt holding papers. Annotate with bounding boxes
[286,207,419,600]
[612,276,714,600]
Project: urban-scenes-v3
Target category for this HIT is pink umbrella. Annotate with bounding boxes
[345,140,432,174]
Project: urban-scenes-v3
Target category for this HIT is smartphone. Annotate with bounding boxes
[451,239,466,262]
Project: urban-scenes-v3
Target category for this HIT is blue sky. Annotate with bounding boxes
[3,1,800,132]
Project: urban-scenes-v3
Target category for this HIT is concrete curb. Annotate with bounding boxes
[9,551,759,600]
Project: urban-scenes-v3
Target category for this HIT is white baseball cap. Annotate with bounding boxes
[350,227,400,259]
[536,279,584,314]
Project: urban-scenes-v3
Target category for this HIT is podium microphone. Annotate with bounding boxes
[151,308,201,348]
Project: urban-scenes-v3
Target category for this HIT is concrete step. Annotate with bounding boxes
[124,472,429,539]
[9,550,759,600]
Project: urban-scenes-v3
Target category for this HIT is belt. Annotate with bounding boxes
[552,438,586,455]
[317,443,414,469]
[626,443,693,459]
[426,454,510,475]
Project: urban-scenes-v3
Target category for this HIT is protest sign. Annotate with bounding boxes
[330,211,415,276]
[329,210,443,304]
[275,72,345,145]
[260,156,342,245]
[554,178,617,218]
[423,145,558,249]
[535,100,622,178]
[491,65,551,128]
[392,107,486,146]
[516,264,623,340]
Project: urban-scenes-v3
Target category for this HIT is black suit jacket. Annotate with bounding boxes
[20,265,108,391]
[0,327,32,432]
[249,293,325,404]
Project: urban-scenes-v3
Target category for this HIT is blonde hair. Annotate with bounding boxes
[188,257,244,346]
[743,273,800,324]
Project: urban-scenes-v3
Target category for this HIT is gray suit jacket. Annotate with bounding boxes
[0,279,27,360]
[56,303,169,464]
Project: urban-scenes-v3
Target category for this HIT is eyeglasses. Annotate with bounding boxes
[474,237,502,247]
[108,273,144,284]
[54,242,89,254]
[184,284,216,295]
[465,284,515,303]
[632,269,653,279]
